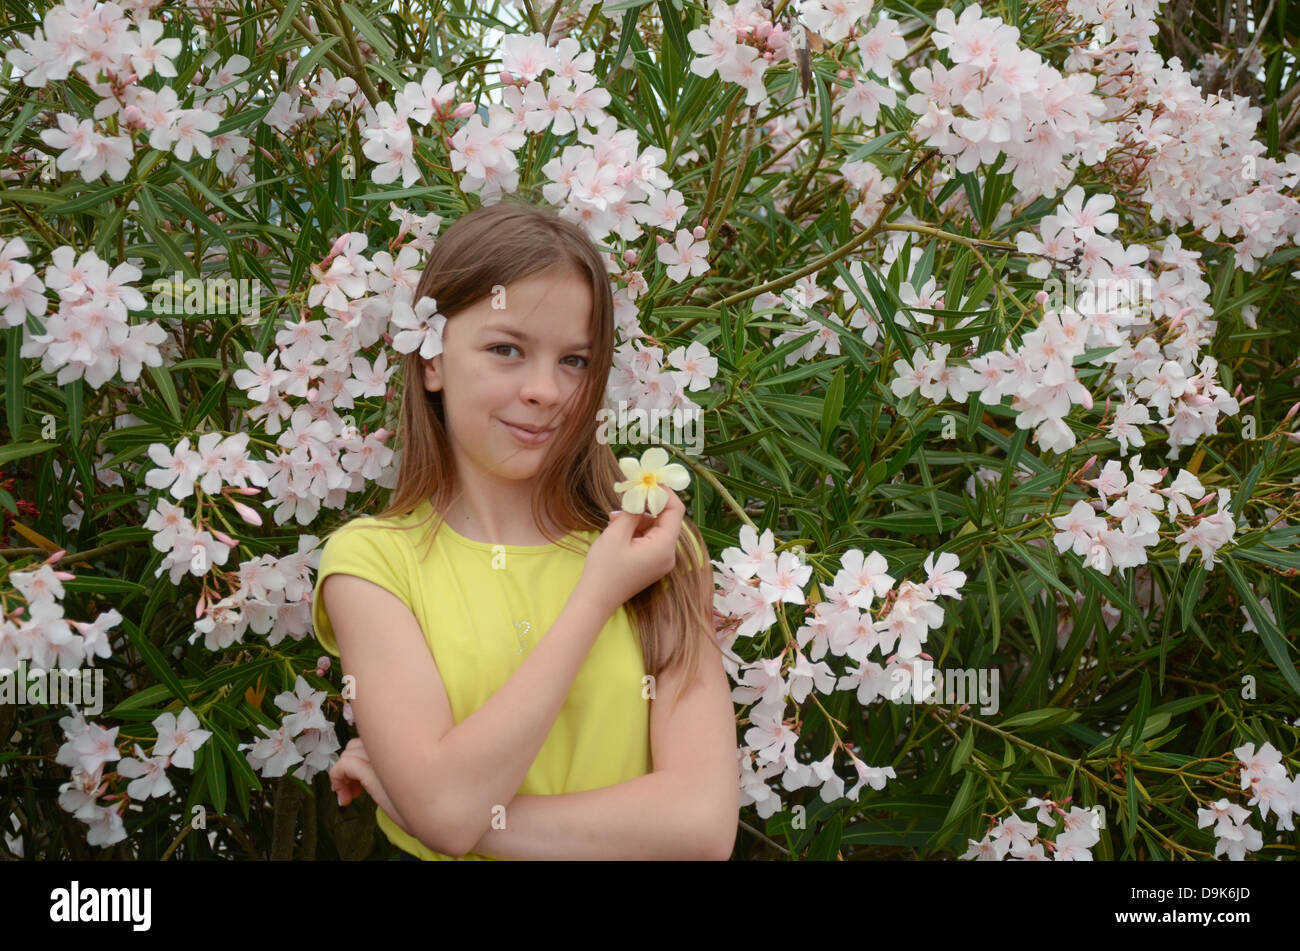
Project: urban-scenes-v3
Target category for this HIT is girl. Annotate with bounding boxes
[313,199,738,860]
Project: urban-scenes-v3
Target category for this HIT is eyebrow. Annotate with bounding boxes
[481,323,592,350]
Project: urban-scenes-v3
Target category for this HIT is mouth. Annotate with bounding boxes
[499,418,556,446]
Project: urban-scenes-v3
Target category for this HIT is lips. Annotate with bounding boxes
[502,420,553,435]
[499,418,555,446]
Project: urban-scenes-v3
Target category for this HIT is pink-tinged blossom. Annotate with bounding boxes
[153,707,212,770]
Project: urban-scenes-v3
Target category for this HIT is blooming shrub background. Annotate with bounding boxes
[2,0,1299,860]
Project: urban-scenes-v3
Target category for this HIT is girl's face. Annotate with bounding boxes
[421,264,595,485]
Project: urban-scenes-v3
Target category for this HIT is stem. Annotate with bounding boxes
[702,90,745,225]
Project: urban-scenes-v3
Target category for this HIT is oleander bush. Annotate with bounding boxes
[2,0,1299,860]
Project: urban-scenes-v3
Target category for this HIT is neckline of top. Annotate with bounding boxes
[420,501,586,553]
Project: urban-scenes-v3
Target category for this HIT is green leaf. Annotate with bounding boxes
[936,771,976,848]
[1222,554,1300,699]
[843,130,907,163]
[61,577,147,595]
[6,326,24,443]
[0,442,55,467]
[784,434,851,472]
[287,35,344,91]
[759,356,847,388]
[1006,539,1074,602]
[805,813,843,860]
[145,364,183,423]
[106,683,189,717]
[998,707,1080,730]
[950,726,975,775]
[981,547,1002,652]
[820,366,845,451]
[120,617,191,708]
[339,3,395,59]
[64,379,83,445]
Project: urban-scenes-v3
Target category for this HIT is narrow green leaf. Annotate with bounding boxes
[339,3,395,59]
[0,442,55,467]
[146,364,183,423]
[1223,554,1300,699]
[950,726,975,775]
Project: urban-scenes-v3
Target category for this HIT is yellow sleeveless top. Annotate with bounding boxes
[311,499,653,860]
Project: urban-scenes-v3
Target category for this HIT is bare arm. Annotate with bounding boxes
[469,641,740,860]
[324,572,617,857]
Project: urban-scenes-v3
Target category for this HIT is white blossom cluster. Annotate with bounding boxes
[238,675,340,782]
[3,240,168,388]
[714,525,967,818]
[53,705,211,849]
[962,796,1102,860]
[0,563,120,672]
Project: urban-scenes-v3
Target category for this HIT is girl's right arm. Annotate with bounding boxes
[323,490,685,857]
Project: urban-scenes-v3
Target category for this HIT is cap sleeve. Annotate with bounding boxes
[311,522,415,657]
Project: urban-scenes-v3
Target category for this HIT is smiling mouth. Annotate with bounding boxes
[500,419,556,445]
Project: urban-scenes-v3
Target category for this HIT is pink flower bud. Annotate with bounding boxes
[54,571,76,581]
[1285,401,1300,423]
[623,248,638,264]
[121,105,143,126]
[46,549,68,564]
[500,70,515,85]
[236,486,261,496]
[196,593,208,619]
[212,529,237,548]
[453,101,475,118]
[373,427,391,442]
[1079,388,1094,410]
[837,69,850,79]
[692,225,706,240]
[755,20,772,38]
[1035,290,1049,306]
[316,656,331,676]
[232,500,263,526]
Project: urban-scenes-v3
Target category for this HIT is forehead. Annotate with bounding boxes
[474,266,593,347]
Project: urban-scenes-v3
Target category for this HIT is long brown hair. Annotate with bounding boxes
[359,197,718,706]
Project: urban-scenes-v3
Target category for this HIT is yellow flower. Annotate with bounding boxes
[613,447,690,516]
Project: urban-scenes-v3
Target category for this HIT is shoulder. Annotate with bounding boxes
[318,513,427,572]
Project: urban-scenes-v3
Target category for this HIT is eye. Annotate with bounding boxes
[490,344,521,358]
[565,355,591,369]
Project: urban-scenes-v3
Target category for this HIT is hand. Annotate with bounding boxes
[329,737,413,835]
[580,487,686,613]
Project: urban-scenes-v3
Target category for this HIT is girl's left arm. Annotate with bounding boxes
[469,649,740,861]
[336,649,740,860]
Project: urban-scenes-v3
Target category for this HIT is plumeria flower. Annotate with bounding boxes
[613,446,690,516]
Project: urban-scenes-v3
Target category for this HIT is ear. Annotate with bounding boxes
[422,355,442,393]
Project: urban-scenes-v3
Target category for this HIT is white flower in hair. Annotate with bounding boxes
[390,296,446,359]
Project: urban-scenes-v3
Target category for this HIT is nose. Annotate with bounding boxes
[519,361,562,408]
